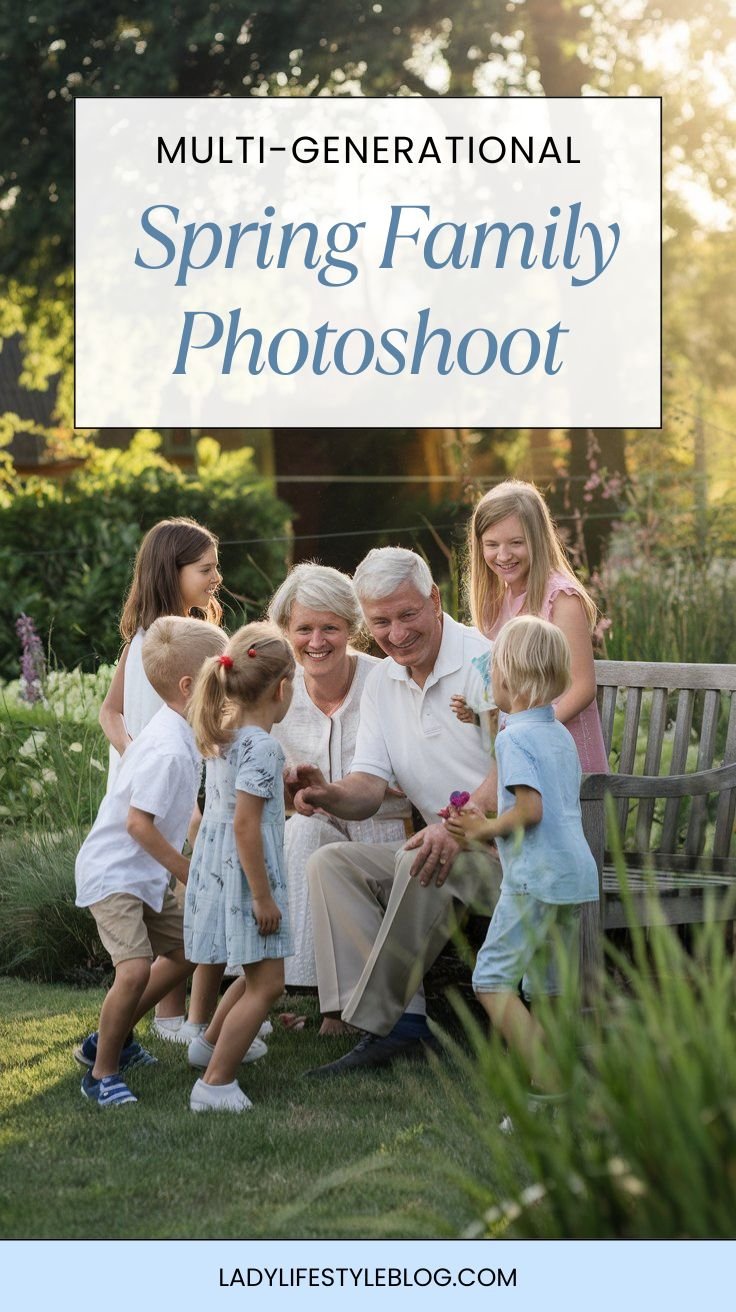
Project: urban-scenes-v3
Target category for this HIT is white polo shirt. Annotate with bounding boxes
[76,704,201,912]
[351,614,494,825]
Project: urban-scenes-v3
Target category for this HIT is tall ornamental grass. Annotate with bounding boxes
[0,828,106,982]
[0,667,109,979]
[447,813,736,1239]
[597,555,736,665]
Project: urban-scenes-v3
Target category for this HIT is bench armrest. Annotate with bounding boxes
[580,761,736,802]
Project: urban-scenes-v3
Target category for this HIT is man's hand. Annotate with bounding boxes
[403,821,460,887]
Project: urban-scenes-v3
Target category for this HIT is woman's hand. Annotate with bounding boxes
[253,894,282,936]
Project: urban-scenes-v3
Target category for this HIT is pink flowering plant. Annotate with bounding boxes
[15,613,45,705]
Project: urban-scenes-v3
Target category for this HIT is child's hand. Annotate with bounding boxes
[172,854,191,885]
[293,763,329,816]
[457,800,484,820]
[445,809,494,846]
[450,694,477,724]
[253,894,282,936]
[283,767,299,806]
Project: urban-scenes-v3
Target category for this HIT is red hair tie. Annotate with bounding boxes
[247,646,258,658]
[218,654,234,668]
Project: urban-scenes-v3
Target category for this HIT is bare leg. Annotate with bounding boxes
[202,975,247,1045]
[189,963,227,1025]
[132,949,194,1026]
[154,979,188,1021]
[203,960,284,1086]
[93,957,151,1078]
[476,989,562,1094]
[155,814,201,1021]
[318,1014,358,1037]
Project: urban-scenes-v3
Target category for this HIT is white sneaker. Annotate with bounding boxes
[499,1093,565,1135]
[172,1020,208,1046]
[190,1078,253,1113]
[151,1015,186,1042]
[258,1020,273,1038]
[187,1033,268,1069]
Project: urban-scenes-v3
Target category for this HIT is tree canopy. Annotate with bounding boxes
[1,1,735,537]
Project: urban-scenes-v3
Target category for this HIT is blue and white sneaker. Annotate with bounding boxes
[81,1070,138,1106]
[73,1032,158,1072]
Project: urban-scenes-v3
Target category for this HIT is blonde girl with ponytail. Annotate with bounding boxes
[183,623,296,1113]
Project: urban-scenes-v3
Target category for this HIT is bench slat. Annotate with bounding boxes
[686,689,722,856]
[661,688,695,853]
[617,686,643,836]
[600,683,618,755]
[635,687,669,850]
[715,693,736,859]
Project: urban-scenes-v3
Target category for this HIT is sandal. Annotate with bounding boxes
[279,1012,308,1031]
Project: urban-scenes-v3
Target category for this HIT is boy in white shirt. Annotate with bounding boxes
[74,615,226,1106]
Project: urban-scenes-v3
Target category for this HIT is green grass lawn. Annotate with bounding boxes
[0,977,503,1240]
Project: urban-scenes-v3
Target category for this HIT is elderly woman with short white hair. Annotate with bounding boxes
[269,562,411,1034]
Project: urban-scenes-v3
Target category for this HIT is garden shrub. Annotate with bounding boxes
[0,828,107,983]
[0,671,113,980]
[0,431,293,677]
[0,701,108,831]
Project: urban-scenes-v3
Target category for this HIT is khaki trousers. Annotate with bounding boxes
[307,840,502,1037]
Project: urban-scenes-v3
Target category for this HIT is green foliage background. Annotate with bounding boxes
[0,431,292,676]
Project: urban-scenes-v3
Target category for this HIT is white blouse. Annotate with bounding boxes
[272,652,410,822]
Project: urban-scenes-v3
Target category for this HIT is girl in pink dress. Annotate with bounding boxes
[454,479,608,773]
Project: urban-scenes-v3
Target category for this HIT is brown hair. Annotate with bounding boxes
[188,621,295,757]
[493,615,571,708]
[120,517,223,640]
[467,480,597,634]
[141,616,227,701]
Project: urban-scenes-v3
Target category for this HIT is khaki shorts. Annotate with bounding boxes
[90,887,185,966]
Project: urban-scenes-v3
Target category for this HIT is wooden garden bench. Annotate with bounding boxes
[580,661,736,943]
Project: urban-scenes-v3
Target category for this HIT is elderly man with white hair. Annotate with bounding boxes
[294,546,501,1074]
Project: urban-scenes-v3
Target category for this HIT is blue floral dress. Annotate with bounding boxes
[184,726,292,966]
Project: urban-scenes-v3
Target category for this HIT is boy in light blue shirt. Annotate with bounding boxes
[446,615,598,1104]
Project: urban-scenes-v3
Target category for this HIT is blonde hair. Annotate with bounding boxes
[468,480,597,633]
[493,615,571,709]
[188,622,295,756]
[141,616,227,701]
